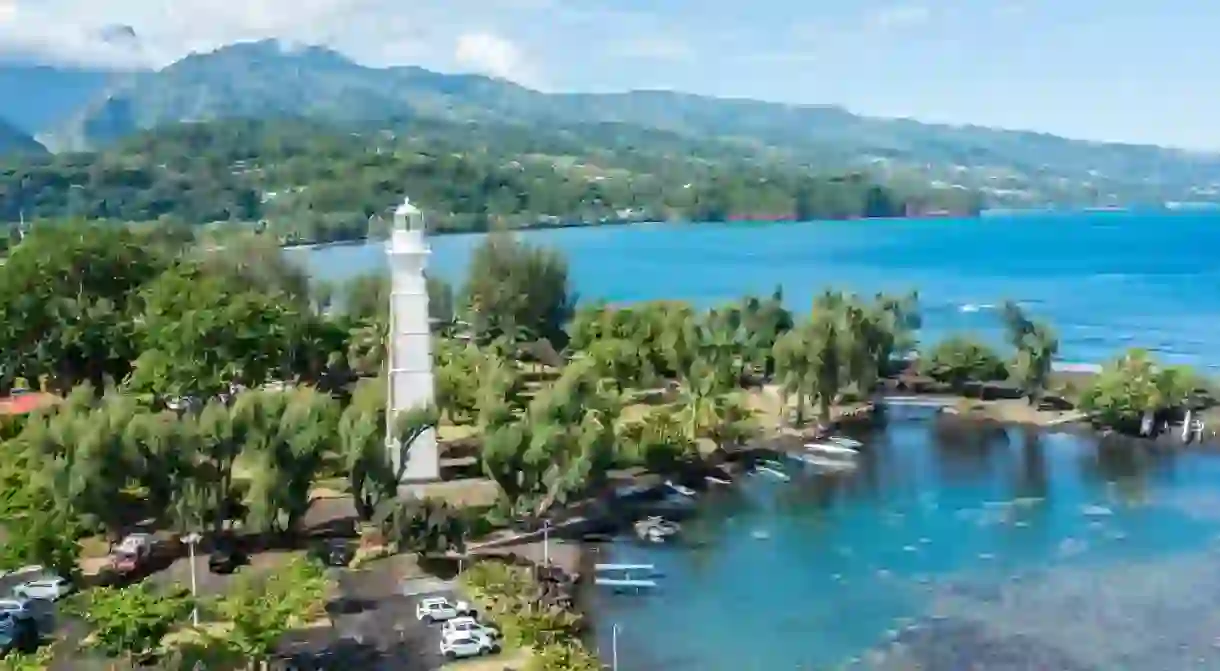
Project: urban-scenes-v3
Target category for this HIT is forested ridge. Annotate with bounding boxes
[0,116,982,244]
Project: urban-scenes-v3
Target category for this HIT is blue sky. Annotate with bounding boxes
[3,0,1218,148]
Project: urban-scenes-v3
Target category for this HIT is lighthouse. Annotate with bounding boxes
[385,197,439,482]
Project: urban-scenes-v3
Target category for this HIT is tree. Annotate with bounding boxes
[128,261,309,401]
[0,497,81,581]
[340,378,439,521]
[922,336,1008,391]
[377,497,468,557]
[1080,349,1199,432]
[206,557,330,667]
[773,309,846,426]
[0,223,167,392]
[73,582,195,664]
[617,408,697,473]
[238,387,339,534]
[1001,300,1059,403]
[462,233,574,349]
[481,362,619,517]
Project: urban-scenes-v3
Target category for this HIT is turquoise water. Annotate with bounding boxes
[299,211,1220,369]
[299,211,1220,667]
[588,409,1220,670]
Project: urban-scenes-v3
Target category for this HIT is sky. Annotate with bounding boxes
[2,0,1218,149]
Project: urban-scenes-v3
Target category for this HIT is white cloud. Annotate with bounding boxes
[0,0,554,73]
[453,31,536,84]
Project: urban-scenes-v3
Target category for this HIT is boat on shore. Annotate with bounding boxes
[634,516,681,543]
[804,441,859,457]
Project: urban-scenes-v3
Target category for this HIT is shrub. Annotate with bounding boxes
[922,336,1008,390]
[459,561,583,650]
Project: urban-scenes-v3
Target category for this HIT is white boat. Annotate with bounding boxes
[634,517,680,543]
[799,453,859,473]
[665,480,696,497]
[804,441,859,457]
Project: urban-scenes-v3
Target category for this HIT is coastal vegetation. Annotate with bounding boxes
[9,39,1218,210]
[0,117,979,245]
[0,218,1210,668]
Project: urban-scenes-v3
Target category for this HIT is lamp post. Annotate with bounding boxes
[183,532,202,627]
[612,623,620,671]
[542,520,551,566]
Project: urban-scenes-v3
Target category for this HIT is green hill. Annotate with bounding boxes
[29,39,1220,208]
[3,117,975,235]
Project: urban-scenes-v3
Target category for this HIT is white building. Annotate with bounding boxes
[386,197,439,482]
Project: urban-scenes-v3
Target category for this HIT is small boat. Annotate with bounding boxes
[634,516,680,543]
[805,442,859,457]
[827,435,863,449]
[799,453,859,473]
[665,480,696,497]
[756,465,791,482]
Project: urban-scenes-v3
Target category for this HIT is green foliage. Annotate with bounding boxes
[0,223,169,393]
[460,561,595,669]
[205,556,331,664]
[0,645,54,671]
[1080,349,1200,430]
[462,233,575,348]
[128,260,310,401]
[481,361,619,517]
[340,377,439,521]
[1002,300,1060,402]
[72,582,195,661]
[237,387,340,534]
[617,408,698,473]
[922,336,1009,390]
[376,497,468,557]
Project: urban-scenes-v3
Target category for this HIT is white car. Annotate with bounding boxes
[441,616,500,642]
[415,596,475,623]
[13,576,72,601]
[0,599,31,621]
[439,632,499,660]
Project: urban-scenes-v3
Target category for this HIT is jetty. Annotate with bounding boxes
[594,563,660,589]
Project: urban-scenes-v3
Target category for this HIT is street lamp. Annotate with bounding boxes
[183,532,202,627]
[612,623,620,671]
[542,520,551,566]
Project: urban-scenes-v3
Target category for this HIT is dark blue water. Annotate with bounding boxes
[587,409,1220,670]
[298,211,1220,370]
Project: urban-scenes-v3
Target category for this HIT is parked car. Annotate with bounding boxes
[0,599,32,620]
[208,538,249,575]
[110,533,153,574]
[415,596,475,623]
[441,616,500,641]
[12,576,72,601]
[439,632,499,660]
[308,540,354,568]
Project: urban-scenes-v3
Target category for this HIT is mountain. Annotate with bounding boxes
[0,62,130,135]
[0,118,45,155]
[33,39,1220,207]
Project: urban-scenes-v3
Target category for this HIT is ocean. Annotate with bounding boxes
[297,210,1220,370]
[299,211,1220,668]
[585,409,1220,670]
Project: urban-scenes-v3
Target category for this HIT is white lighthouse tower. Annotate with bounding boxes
[386,197,439,482]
